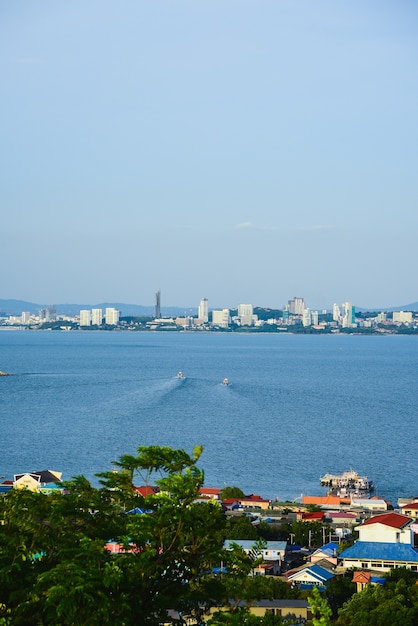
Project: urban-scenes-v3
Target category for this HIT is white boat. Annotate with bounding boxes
[176,371,185,379]
[222,378,229,386]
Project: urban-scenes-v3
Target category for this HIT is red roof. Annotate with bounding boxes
[402,502,418,511]
[241,494,269,502]
[199,487,221,495]
[328,511,357,519]
[301,512,325,521]
[362,512,411,529]
[133,485,159,497]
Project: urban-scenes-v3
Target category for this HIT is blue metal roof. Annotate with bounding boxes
[312,542,338,557]
[289,564,335,584]
[308,564,335,581]
[340,541,418,562]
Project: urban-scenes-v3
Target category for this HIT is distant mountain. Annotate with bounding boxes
[0,299,196,317]
[1,298,417,317]
[357,302,418,313]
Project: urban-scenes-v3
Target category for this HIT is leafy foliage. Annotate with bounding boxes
[335,568,418,626]
[0,445,291,625]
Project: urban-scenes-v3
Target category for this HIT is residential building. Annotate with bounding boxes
[339,512,418,572]
[309,542,339,567]
[224,539,287,569]
[238,303,255,326]
[91,308,103,325]
[288,297,305,315]
[342,302,356,328]
[302,308,311,327]
[332,303,341,322]
[211,309,230,328]
[79,310,92,326]
[198,298,209,323]
[105,308,120,325]
[393,311,413,324]
[287,564,335,590]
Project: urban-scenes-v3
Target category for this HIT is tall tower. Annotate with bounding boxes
[155,290,161,319]
[198,298,209,323]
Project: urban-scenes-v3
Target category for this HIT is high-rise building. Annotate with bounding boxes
[342,302,355,328]
[105,308,120,325]
[80,310,92,326]
[332,303,341,322]
[91,309,103,326]
[155,290,161,319]
[211,309,230,328]
[238,304,254,326]
[198,298,209,323]
[288,297,305,315]
[393,311,412,324]
[302,308,311,327]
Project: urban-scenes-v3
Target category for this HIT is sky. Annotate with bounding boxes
[1,1,418,310]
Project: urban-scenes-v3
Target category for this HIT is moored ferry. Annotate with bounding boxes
[320,470,374,494]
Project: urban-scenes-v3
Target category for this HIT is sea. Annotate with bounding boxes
[0,329,417,506]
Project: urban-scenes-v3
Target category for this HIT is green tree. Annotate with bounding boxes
[336,572,418,626]
[309,586,333,626]
[0,445,271,625]
[219,486,245,500]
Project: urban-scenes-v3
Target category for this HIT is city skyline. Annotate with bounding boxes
[1,2,417,309]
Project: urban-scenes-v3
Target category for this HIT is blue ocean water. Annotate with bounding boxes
[0,330,417,505]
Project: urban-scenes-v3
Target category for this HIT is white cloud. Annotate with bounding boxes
[235,222,254,229]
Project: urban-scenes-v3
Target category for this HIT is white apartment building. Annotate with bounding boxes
[332,303,341,322]
[238,304,255,326]
[91,308,103,326]
[302,308,311,327]
[198,298,209,323]
[79,310,92,326]
[211,309,230,328]
[342,302,356,328]
[393,311,413,324]
[288,297,305,315]
[311,310,319,326]
[105,308,120,325]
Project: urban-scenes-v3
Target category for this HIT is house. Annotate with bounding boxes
[350,497,388,512]
[13,470,62,492]
[352,571,385,592]
[309,542,339,567]
[168,599,312,623]
[198,487,221,500]
[238,494,271,510]
[401,502,418,519]
[287,563,335,589]
[297,511,325,523]
[327,511,358,527]
[302,494,351,508]
[224,539,287,572]
[133,485,160,497]
[339,512,418,572]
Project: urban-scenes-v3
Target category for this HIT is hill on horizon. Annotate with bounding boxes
[0,299,196,317]
[0,298,417,317]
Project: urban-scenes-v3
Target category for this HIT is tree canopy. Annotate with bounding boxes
[0,445,286,625]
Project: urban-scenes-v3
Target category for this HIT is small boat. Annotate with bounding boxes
[176,371,185,379]
[222,378,229,386]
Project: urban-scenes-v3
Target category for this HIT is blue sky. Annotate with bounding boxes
[1,1,417,310]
